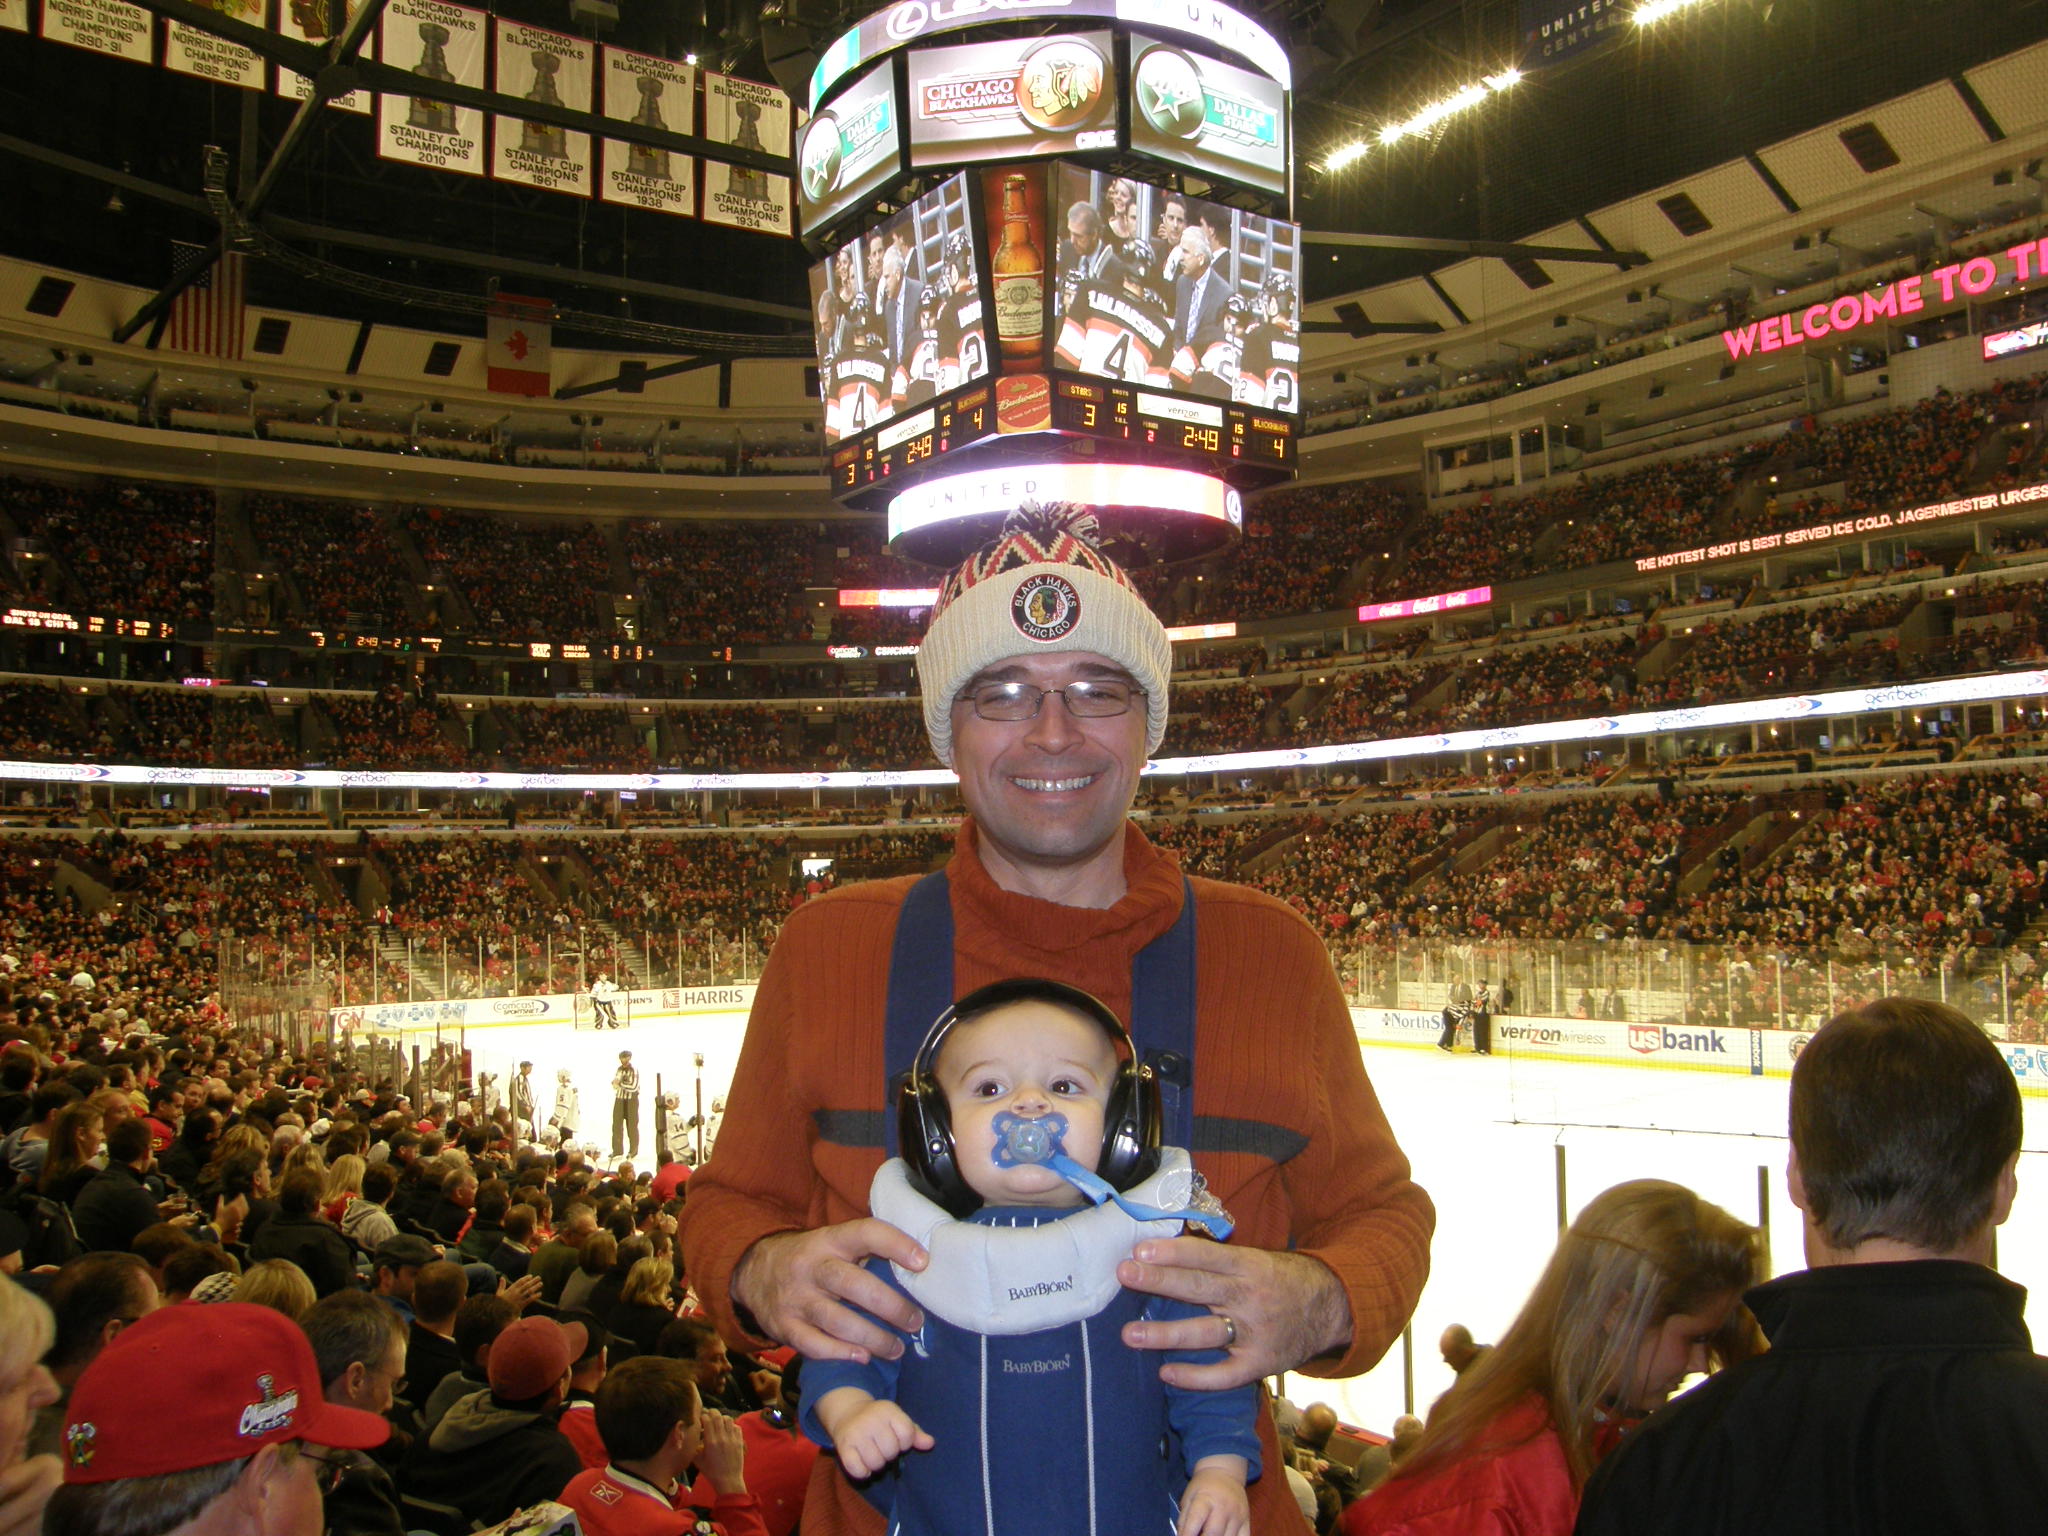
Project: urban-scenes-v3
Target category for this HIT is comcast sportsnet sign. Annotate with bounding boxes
[808,0,1289,109]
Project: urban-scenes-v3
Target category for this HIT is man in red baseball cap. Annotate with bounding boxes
[41,1302,390,1536]
[402,1314,589,1528]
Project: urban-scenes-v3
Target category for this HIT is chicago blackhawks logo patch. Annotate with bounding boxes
[1011,573,1080,642]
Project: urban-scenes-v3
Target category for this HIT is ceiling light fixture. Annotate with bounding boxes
[1634,0,1714,24]
[1321,68,1521,173]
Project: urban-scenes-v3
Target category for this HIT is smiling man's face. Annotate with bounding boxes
[948,650,1147,899]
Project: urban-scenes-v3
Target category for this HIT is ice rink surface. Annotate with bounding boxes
[438,1011,2048,1437]
[1332,1042,2048,1434]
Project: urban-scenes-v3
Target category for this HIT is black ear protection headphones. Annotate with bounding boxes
[895,976,1161,1217]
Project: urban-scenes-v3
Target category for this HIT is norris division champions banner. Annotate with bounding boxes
[492,19,593,197]
[0,0,28,32]
[599,45,696,216]
[277,0,371,113]
[165,0,261,89]
[376,0,486,177]
[40,0,152,62]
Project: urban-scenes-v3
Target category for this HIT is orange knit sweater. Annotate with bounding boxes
[679,820,1435,1536]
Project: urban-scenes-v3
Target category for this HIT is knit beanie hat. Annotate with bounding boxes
[917,505,1171,768]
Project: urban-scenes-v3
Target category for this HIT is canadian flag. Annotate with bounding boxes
[486,294,554,397]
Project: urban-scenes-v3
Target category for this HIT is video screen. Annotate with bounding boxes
[1051,165,1300,412]
[906,31,1118,168]
[1127,34,1286,196]
[797,59,902,237]
[808,173,988,447]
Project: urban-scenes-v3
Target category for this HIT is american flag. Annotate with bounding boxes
[165,242,246,359]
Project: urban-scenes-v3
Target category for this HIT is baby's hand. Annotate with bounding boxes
[1178,1464,1250,1536]
[832,1398,934,1479]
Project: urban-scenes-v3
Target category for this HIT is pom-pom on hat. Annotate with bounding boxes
[917,504,1171,768]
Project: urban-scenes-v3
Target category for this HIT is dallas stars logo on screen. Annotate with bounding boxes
[1133,46,1205,139]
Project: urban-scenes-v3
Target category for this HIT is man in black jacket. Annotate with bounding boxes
[400,1314,588,1526]
[1578,998,2048,1536]
[72,1118,166,1254]
[248,1168,357,1296]
[302,1290,411,1536]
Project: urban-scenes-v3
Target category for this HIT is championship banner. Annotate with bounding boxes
[598,44,695,215]
[702,72,793,232]
[492,19,592,197]
[486,294,553,397]
[277,0,371,113]
[701,160,792,235]
[703,70,791,156]
[376,0,485,177]
[40,0,152,62]
[166,0,263,89]
[0,0,31,34]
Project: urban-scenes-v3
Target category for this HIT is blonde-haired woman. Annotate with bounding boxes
[1343,1180,1763,1536]
[321,1153,366,1224]
[610,1256,681,1358]
[232,1258,317,1323]
[0,1280,60,1536]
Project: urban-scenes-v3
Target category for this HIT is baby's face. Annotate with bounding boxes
[936,1000,1117,1208]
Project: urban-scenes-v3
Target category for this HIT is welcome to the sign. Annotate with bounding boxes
[1722,238,2048,360]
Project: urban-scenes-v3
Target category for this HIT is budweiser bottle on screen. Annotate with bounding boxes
[991,171,1045,363]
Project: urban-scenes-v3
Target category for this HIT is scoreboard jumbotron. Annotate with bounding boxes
[800,0,1300,566]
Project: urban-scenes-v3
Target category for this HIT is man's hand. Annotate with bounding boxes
[731,1220,927,1365]
[814,1389,933,1481]
[1178,1459,1250,1536]
[1119,1239,1351,1390]
[696,1409,748,1497]
[0,1454,61,1536]
[496,1273,543,1313]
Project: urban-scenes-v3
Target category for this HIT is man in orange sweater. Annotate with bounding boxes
[680,505,1434,1535]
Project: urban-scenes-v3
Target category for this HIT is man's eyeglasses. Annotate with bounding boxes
[296,1445,353,1495]
[956,680,1145,721]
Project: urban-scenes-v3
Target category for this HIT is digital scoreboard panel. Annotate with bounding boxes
[829,383,997,494]
[1048,377,1293,469]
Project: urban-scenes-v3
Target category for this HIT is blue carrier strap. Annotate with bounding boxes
[882,867,1198,1154]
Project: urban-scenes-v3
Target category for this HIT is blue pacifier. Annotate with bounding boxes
[991,1110,1068,1167]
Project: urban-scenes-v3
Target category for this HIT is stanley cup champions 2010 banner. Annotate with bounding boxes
[376,0,487,176]
[277,0,371,113]
[492,19,593,196]
[599,45,696,215]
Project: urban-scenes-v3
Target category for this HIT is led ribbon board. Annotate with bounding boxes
[9,670,2039,791]
[885,460,1241,560]
[808,0,1290,111]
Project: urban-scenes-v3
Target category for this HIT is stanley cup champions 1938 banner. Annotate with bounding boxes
[599,45,696,216]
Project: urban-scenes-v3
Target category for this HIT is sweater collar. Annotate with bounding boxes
[950,819,1185,962]
[1746,1259,2032,1351]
